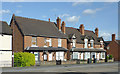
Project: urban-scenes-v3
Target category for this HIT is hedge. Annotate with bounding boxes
[14,52,35,67]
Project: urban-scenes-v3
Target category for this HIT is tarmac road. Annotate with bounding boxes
[1,62,119,73]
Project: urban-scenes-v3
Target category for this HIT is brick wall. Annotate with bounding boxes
[106,41,119,61]
[24,36,32,49]
[76,44,84,48]
[10,20,24,52]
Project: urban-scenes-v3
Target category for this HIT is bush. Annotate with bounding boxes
[14,52,35,67]
[109,55,113,59]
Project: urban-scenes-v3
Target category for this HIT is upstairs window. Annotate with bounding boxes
[100,40,103,48]
[84,39,88,48]
[49,38,52,47]
[72,39,76,48]
[90,40,94,48]
[58,39,62,47]
[32,37,37,46]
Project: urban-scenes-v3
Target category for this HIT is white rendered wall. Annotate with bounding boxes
[0,34,12,50]
[0,34,12,67]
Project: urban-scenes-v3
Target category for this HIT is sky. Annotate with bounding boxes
[1,2,118,41]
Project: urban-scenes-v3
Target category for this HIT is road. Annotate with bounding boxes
[1,62,119,73]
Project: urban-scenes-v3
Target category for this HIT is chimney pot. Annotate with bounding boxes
[95,28,99,37]
[112,34,115,41]
[62,21,66,34]
[56,17,61,31]
[48,18,50,22]
[79,24,84,35]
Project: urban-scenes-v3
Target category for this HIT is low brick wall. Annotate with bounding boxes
[37,59,113,66]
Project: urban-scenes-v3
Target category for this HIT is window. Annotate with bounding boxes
[73,52,78,59]
[58,39,62,47]
[90,40,94,48]
[32,37,37,46]
[101,52,105,59]
[107,46,110,50]
[84,39,88,48]
[72,39,76,47]
[49,38,52,47]
[100,40,103,48]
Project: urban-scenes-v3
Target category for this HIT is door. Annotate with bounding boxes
[44,53,47,61]
[34,52,39,61]
[49,52,52,61]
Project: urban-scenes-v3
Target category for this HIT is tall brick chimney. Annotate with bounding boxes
[95,28,99,37]
[79,24,84,35]
[48,18,50,22]
[112,34,115,41]
[56,17,61,31]
[61,21,66,34]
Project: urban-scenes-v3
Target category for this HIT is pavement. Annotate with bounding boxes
[1,62,120,73]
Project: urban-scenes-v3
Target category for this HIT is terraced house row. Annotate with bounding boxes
[0,14,106,67]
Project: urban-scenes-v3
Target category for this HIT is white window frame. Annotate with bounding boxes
[101,52,105,59]
[100,40,103,49]
[58,39,62,47]
[84,39,88,48]
[32,37,37,46]
[72,39,76,47]
[90,39,94,48]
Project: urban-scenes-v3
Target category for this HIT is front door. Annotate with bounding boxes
[43,53,47,61]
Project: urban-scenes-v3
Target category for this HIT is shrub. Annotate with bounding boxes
[109,55,113,59]
[14,52,35,67]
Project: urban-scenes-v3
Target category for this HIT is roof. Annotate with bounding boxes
[25,47,68,51]
[66,27,84,43]
[104,40,120,49]
[70,48,106,52]
[12,15,67,39]
[66,27,102,44]
[116,40,120,45]
[0,21,12,35]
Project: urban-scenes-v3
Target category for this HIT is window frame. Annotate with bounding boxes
[32,37,37,46]
[58,38,62,47]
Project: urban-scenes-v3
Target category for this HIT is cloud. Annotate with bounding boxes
[59,14,69,18]
[0,9,10,14]
[15,10,22,14]
[82,8,102,14]
[42,16,47,18]
[72,2,91,6]
[100,32,111,41]
[66,16,80,23]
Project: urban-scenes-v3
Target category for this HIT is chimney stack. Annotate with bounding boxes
[56,17,61,31]
[48,18,50,22]
[61,21,66,34]
[95,28,99,37]
[112,34,115,41]
[79,24,84,35]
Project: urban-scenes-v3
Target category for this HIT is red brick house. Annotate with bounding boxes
[66,24,106,60]
[10,14,68,62]
[105,34,120,61]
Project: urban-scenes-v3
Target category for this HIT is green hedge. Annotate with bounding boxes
[14,52,35,67]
